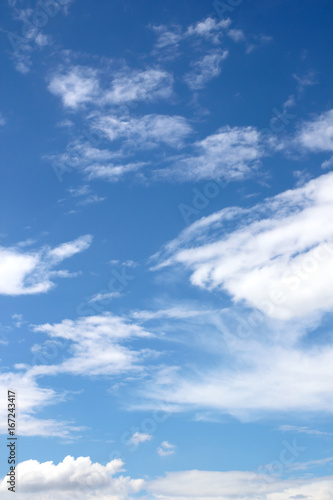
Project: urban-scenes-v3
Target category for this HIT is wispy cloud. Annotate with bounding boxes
[152,172,333,321]
[48,65,174,109]
[0,235,92,295]
[156,125,265,182]
[30,313,155,377]
[184,49,228,90]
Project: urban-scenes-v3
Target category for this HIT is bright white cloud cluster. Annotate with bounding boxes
[1,457,333,499]
[0,456,143,499]
[295,109,333,168]
[154,172,333,320]
[0,235,92,295]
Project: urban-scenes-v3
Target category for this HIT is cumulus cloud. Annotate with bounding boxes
[0,456,143,499]
[0,235,92,295]
[295,109,333,153]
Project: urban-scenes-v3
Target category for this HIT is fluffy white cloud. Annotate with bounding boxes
[0,235,92,295]
[0,456,143,499]
[48,66,173,109]
[31,313,155,377]
[153,172,333,320]
[184,50,228,90]
[157,125,265,182]
[48,66,100,109]
[296,109,333,153]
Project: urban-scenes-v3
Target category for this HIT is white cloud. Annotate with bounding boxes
[296,109,333,153]
[0,112,6,126]
[48,66,173,109]
[150,24,182,49]
[89,291,122,303]
[103,68,173,105]
[151,16,231,52]
[141,339,333,419]
[157,441,176,456]
[279,425,333,437]
[322,156,333,169]
[31,313,154,377]
[185,16,231,43]
[147,470,333,499]
[184,50,228,90]
[294,70,318,95]
[0,235,92,295]
[48,66,100,109]
[92,113,192,149]
[128,432,152,446]
[0,456,143,499]
[153,172,333,321]
[0,371,79,437]
[85,161,146,182]
[227,28,246,42]
[64,185,106,206]
[157,125,265,181]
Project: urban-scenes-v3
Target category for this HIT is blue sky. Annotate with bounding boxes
[1,0,333,498]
